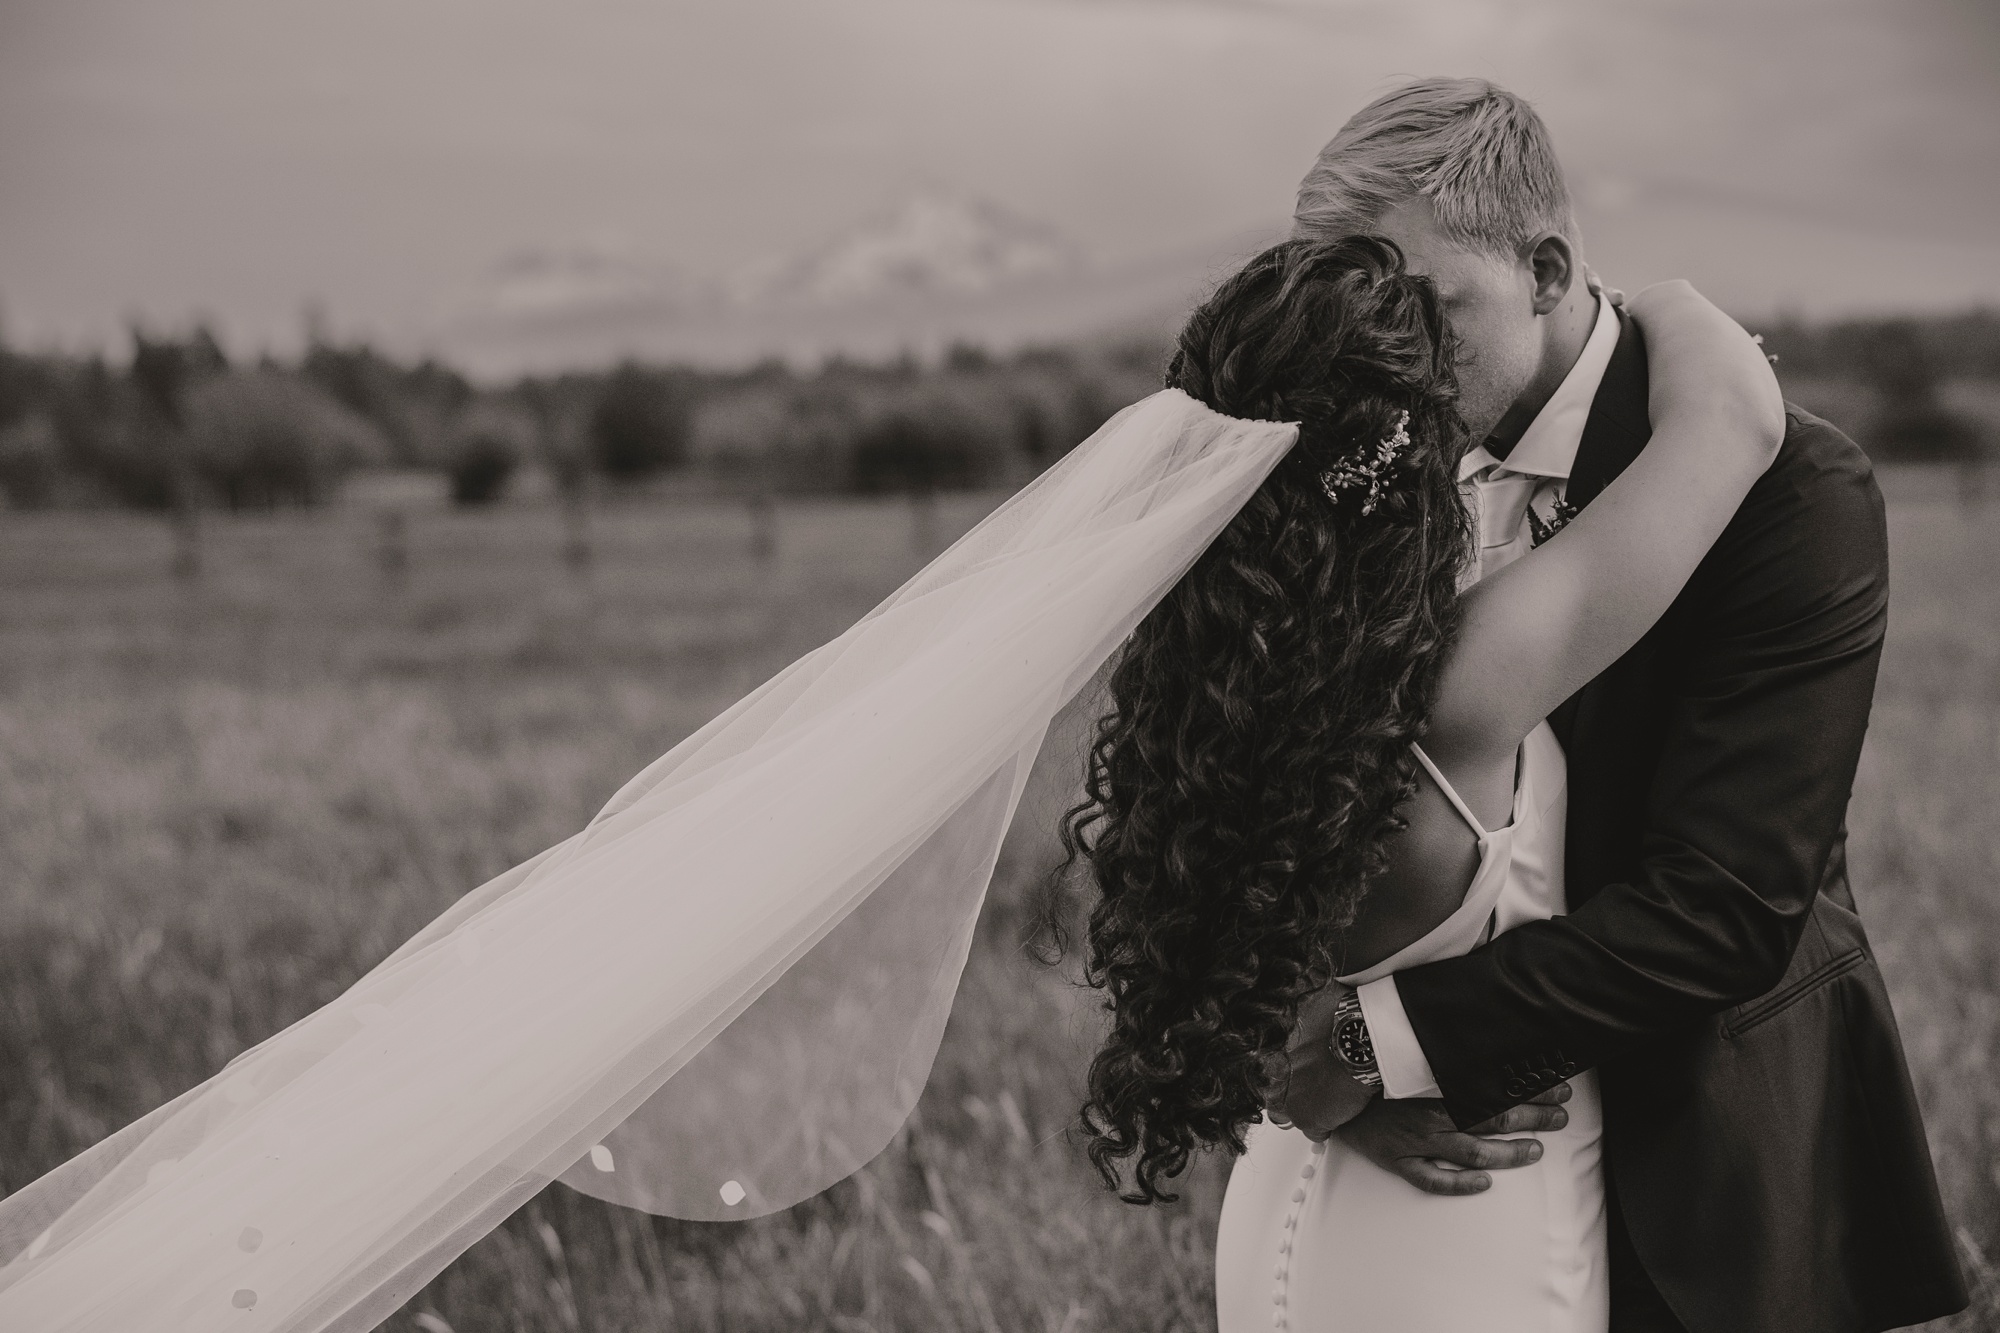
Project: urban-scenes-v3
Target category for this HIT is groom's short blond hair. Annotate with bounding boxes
[1294,78,1581,258]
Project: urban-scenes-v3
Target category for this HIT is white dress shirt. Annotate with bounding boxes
[1355,293,1623,1100]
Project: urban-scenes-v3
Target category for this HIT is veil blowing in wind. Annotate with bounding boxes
[0,389,1299,1332]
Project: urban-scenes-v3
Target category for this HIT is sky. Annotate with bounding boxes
[2,0,1997,360]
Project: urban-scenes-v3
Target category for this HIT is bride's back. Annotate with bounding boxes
[1066,236,1483,1202]
[1335,763,1492,973]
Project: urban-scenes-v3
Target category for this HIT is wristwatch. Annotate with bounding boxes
[1330,990,1383,1091]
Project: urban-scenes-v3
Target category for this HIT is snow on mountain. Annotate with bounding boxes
[470,238,708,324]
[439,193,1279,376]
[734,189,1086,307]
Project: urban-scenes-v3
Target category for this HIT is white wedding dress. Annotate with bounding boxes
[1214,721,1608,1333]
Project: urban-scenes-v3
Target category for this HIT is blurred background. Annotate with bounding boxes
[1,2,1997,1331]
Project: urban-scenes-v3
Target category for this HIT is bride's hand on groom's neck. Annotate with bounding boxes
[1581,262,1626,310]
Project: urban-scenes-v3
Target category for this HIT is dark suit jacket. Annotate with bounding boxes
[1391,312,1968,1333]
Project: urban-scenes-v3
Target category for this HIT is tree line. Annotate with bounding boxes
[0,329,1161,512]
[1755,310,1999,464]
[0,309,1991,513]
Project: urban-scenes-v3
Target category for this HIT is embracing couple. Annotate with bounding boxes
[1063,79,1968,1333]
[0,73,1973,1333]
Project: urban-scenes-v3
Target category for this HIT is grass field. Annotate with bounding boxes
[0,476,1994,1332]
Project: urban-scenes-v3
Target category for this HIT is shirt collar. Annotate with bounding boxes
[1458,292,1622,484]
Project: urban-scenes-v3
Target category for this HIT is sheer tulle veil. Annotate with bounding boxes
[0,389,1299,1331]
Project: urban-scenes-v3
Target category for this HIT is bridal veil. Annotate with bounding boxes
[0,389,1298,1332]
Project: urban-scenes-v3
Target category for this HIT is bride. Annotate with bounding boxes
[0,237,1778,1331]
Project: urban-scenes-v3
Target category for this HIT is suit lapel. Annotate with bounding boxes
[1547,307,1652,754]
[1561,305,1652,510]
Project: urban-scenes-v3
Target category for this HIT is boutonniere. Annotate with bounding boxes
[1527,489,1580,548]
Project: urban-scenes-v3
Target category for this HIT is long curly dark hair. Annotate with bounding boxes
[1055,235,1473,1204]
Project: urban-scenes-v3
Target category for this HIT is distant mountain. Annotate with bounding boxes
[469,239,709,325]
[439,193,1282,378]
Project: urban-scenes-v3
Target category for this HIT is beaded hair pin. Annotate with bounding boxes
[1319,410,1411,516]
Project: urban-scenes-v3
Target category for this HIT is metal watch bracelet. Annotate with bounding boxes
[1330,989,1384,1090]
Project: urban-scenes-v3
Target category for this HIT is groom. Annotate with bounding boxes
[1274,79,1967,1333]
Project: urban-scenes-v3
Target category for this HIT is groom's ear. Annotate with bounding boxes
[1525,232,1577,317]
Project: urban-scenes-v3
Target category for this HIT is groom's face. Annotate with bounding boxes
[1371,197,1544,448]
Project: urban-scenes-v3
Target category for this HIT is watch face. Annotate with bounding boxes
[1334,1014,1376,1072]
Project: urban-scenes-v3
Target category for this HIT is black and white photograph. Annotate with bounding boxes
[0,2,1996,1330]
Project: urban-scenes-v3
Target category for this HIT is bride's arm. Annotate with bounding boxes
[1422,280,1784,774]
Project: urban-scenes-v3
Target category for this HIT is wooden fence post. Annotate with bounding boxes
[561,487,594,578]
[747,487,777,566]
[909,485,937,553]
[170,503,202,582]
[377,509,409,588]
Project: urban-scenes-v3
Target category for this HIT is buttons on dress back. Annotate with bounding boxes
[1272,1137,1327,1329]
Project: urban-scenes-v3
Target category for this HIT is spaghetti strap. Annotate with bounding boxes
[1337,743,1516,987]
[1410,742,1492,837]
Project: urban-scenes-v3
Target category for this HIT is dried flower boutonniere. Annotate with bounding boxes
[1527,490,1581,548]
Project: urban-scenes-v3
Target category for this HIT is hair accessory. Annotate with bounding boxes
[1320,410,1410,515]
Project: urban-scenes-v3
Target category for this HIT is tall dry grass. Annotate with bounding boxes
[0,478,1992,1331]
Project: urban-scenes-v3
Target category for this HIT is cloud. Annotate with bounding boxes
[0,0,1993,355]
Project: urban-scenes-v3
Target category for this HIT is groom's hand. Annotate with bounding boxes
[1332,1083,1571,1196]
